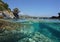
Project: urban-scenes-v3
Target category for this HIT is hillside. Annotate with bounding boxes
[0,0,11,11]
[0,0,15,19]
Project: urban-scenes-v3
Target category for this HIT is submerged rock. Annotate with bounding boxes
[0,19,59,42]
[0,19,22,42]
[18,32,55,42]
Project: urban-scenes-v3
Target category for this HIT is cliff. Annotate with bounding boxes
[0,0,11,11]
[0,0,15,19]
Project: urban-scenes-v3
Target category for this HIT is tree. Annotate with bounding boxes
[4,3,9,10]
[0,0,5,5]
[13,8,20,19]
[0,0,10,11]
[0,0,2,2]
[58,13,60,17]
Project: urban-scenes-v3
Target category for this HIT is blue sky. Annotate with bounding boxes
[3,0,60,17]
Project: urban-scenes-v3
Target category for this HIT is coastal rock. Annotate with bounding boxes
[0,20,23,42]
[18,32,54,42]
[3,10,15,19]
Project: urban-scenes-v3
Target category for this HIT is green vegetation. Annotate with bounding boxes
[0,0,11,11]
[0,0,20,19]
[13,8,20,18]
[13,8,20,14]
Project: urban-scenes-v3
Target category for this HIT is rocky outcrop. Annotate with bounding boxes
[0,19,23,42]
[0,0,15,19]
[2,10,15,19]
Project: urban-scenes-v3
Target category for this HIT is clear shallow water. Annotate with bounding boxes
[12,19,60,42]
[0,19,60,42]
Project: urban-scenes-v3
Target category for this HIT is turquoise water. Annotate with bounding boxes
[12,19,60,42]
[0,19,60,42]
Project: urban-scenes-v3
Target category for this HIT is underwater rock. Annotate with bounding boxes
[0,31,28,42]
[0,20,23,42]
[0,23,5,33]
[0,19,59,42]
[18,32,54,42]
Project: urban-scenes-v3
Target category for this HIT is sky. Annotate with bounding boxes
[3,0,60,17]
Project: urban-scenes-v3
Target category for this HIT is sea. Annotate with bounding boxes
[0,19,60,42]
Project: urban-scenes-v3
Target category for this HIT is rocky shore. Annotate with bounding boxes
[0,19,23,42]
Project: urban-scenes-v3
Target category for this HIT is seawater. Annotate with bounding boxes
[13,19,60,42]
[0,19,60,42]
